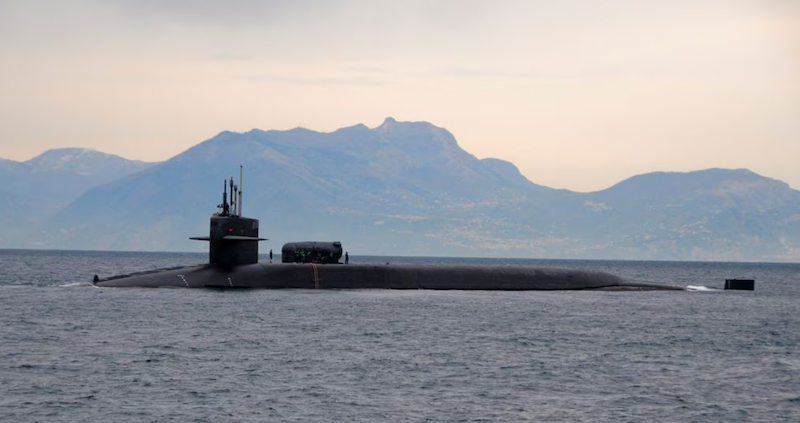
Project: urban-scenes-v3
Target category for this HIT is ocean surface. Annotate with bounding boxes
[1,249,799,422]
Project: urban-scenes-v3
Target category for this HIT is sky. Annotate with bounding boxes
[0,0,798,192]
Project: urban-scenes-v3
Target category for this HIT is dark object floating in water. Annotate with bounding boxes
[724,279,755,290]
[93,168,683,291]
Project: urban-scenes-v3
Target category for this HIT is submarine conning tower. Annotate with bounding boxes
[190,166,265,267]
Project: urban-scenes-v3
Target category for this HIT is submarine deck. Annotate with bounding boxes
[95,262,684,291]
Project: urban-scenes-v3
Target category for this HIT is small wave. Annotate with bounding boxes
[59,282,96,288]
[686,285,717,291]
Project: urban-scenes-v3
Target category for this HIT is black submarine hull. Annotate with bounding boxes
[95,262,684,291]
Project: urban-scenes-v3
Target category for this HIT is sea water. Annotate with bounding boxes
[1,249,798,422]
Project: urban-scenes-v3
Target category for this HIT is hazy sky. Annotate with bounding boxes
[1,0,798,191]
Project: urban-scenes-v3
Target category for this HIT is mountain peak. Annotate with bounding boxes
[26,148,104,168]
[374,117,441,134]
[20,147,154,177]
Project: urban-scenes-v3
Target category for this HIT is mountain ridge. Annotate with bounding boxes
[1,119,798,261]
[0,148,157,245]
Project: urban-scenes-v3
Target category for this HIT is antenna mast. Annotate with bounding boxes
[238,165,243,217]
[229,178,235,216]
[220,179,230,216]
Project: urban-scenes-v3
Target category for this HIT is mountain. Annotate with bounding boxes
[0,148,156,244]
[1,148,155,205]
[578,169,800,260]
[40,118,573,253]
[3,119,799,261]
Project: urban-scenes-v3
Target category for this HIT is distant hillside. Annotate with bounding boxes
[579,169,800,260]
[0,149,156,244]
[40,118,571,253]
[1,148,155,206]
[2,119,799,261]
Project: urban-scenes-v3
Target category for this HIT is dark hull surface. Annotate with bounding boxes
[95,263,684,291]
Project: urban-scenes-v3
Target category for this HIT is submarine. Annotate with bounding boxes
[93,168,683,291]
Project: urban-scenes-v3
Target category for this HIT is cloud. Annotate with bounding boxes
[233,73,391,87]
[108,0,331,28]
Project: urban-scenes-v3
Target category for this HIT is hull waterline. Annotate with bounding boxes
[95,262,684,291]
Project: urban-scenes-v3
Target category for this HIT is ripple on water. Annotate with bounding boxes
[1,252,799,422]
